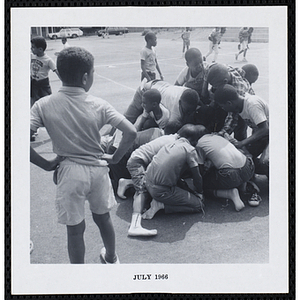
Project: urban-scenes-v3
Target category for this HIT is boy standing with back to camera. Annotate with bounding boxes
[30,47,137,264]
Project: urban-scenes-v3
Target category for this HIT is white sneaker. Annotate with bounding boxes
[248,193,262,207]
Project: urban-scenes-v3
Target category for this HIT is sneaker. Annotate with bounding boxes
[30,240,34,254]
[100,247,120,264]
[248,193,262,207]
[242,58,248,62]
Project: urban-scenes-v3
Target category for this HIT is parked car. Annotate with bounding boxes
[97,27,129,37]
[48,28,83,39]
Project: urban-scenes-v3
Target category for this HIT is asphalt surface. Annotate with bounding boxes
[30,30,269,264]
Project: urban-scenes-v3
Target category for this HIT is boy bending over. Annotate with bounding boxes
[143,124,204,219]
[30,47,137,264]
[195,126,258,209]
[214,84,269,177]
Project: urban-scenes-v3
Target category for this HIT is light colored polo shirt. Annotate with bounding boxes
[30,86,125,165]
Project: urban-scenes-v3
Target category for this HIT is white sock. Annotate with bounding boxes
[128,213,157,236]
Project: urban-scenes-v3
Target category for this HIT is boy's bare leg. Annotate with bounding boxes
[92,212,117,263]
[215,188,245,211]
[117,178,133,199]
[128,192,157,236]
[66,220,86,264]
[142,199,164,220]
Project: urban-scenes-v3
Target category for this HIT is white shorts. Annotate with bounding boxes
[55,159,116,226]
[241,40,248,50]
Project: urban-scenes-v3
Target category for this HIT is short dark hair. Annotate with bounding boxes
[143,89,161,104]
[164,120,183,135]
[214,84,239,105]
[180,89,199,106]
[145,32,156,42]
[242,64,259,77]
[57,47,94,85]
[178,124,202,141]
[31,36,47,51]
[185,48,203,64]
[207,63,229,85]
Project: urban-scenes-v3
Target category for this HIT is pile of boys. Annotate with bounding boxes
[30,32,268,264]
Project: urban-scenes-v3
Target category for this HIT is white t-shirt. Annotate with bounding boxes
[30,86,125,166]
[196,134,246,169]
[141,103,170,129]
[239,94,269,131]
[146,81,189,124]
[140,47,156,72]
[31,53,56,81]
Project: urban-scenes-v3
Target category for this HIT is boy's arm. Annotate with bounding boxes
[141,60,152,81]
[155,59,164,80]
[190,165,203,194]
[134,112,148,131]
[235,121,269,149]
[30,146,64,171]
[54,69,62,81]
[102,118,137,164]
[201,80,210,103]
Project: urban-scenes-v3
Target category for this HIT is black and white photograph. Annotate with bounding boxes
[10,5,289,296]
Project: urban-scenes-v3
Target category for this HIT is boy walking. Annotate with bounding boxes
[30,47,137,264]
[140,32,164,82]
[181,27,191,56]
[203,27,225,63]
[235,27,253,62]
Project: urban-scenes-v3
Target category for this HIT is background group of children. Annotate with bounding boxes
[178,27,254,64]
[30,28,268,264]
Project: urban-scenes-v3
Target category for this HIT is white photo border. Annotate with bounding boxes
[10,6,289,295]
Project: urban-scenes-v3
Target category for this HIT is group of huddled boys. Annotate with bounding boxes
[30,31,268,264]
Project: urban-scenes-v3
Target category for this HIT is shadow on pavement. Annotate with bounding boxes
[115,175,269,244]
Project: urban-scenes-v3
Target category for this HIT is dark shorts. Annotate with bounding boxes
[204,157,255,190]
[31,77,51,106]
[145,179,203,214]
[141,71,156,82]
